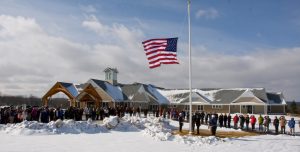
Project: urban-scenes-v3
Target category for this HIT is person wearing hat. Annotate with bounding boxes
[178,113,184,132]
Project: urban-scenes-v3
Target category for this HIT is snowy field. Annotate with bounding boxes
[0,116,299,152]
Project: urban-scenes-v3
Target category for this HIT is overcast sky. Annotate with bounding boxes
[0,0,299,101]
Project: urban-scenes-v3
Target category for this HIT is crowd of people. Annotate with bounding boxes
[0,105,149,124]
[0,105,299,137]
[178,111,299,136]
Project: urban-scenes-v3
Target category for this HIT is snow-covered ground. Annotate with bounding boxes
[0,116,299,152]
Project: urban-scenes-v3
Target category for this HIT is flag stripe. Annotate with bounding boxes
[142,37,179,69]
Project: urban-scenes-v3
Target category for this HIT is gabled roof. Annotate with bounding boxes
[120,83,149,103]
[197,89,244,104]
[196,88,268,104]
[231,89,266,105]
[267,92,286,104]
[120,83,168,105]
[145,85,169,105]
[59,82,79,97]
[88,79,127,102]
[158,89,210,104]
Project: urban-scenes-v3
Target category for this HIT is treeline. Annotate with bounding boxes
[0,95,69,108]
[286,101,300,114]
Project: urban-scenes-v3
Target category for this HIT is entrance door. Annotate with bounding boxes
[247,105,252,113]
[87,101,95,108]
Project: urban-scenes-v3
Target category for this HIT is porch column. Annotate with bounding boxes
[229,105,231,114]
[240,105,241,113]
[283,105,286,114]
[264,105,267,115]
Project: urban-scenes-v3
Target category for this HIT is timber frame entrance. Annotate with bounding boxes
[42,82,78,107]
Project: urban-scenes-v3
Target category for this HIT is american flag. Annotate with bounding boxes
[142,38,179,69]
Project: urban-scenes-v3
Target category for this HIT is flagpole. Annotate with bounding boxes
[188,0,193,135]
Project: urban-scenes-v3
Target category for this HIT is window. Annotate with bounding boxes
[197,105,203,111]
[212,105,222,109]
[242,105,246,109]
[184,105,189,111]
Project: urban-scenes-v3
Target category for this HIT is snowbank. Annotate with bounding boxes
[0,119,108,135]
[0,116,229,146]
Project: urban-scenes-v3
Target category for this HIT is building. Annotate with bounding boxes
[158,88,286,114]
[42,68,287,114]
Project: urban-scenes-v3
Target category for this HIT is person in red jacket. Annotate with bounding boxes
[233,114,239,129]
[250,115,257,131]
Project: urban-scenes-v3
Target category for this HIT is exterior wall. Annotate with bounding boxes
[168,104,284,114]
[229,105,240,113]
[269,105,285,114]
[170,104,231,114]
[253,105,265,114]
[203,105,230,114]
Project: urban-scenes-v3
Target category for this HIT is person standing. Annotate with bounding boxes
[233,114,239,129]
[245,115,250,131]
[227,114,231,128]
[279,116,287,134]
[263,116,270,133]
[250,115,256,131]
[239,114,245,130]
[191,113,196,133]
[219,113,224,128]
[273,116,279,134]
[209,115,218,136]
[195,112,201,135]
[223,114,228,128]
[205,112,209,125]
[288,118,296,136]
[178,113,184,132]
[258,114,264,132]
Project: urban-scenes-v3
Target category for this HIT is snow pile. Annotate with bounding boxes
[0,116,227,146]
[0,119,108,135]
[140,117,225,145]
[142,117,173,141]
[103,116,119,129]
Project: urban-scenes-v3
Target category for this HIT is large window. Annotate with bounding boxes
[212,105,222,109]
[197,105,204,111]
[184,105,189,111]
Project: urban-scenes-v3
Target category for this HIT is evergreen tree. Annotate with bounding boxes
[290,100,298,114]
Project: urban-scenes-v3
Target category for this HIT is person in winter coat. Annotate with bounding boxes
[279,116,287,134]
[245,115,250,130]
[223,114,228,128]
[219,114,224,128]
[288,118,296,136]
[191,113,196,133]
[195,113,201,134]
[233,114,239,129]
[178,113,184,132]
[227,114,231,128]
[263,116,270,133]
[204,112,209,125]
[258,115,264,132]
[273,116,279,134]
[239,115,245,130]
[209,115,218,136]
[250,115,256,131]
[200,111,205,124]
